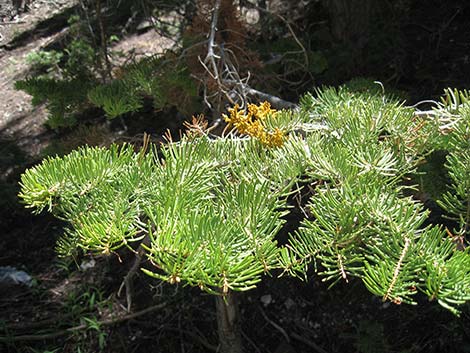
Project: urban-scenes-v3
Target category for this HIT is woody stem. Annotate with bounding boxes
[215,290,242,353]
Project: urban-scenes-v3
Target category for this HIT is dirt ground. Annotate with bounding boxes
[0,0,174,155]
[0,0,76,154]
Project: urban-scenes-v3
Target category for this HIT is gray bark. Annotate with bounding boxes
[216,291,242,353]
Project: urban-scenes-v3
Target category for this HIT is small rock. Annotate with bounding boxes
[80,258,96,271]
[284,297,296,310]
[137,19,154,32]
[382,302,391,309]
[260,294,272,307]
[244,8,260,25]
[0,266,32,286]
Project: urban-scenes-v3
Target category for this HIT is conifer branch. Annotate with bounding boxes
[384,237,411,303]
[337,251,348,283]
[18,85,470,327]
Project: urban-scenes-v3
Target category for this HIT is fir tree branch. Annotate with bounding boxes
[384,237,411,303]
[336,251,348,283]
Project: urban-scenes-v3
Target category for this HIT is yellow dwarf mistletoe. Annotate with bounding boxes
[223,101,287,147]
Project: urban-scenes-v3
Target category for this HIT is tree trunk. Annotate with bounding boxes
[95,0,112,81]
[324,0,377,74]
[215,290,242,353]
[326,0,376,45]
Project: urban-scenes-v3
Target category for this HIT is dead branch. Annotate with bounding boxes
[0,302,167,343]
[2,313,74,331]
[248,3,309,69]
[0,20,26,25]
[204,0,222,83]
[118,233,151,312]
[78,0,96,43]
[291,332,330,353]
[258,306,290,343]
[162,326,218,352]
[199,0,298,115]
[95,0,112,80]
[242,85,299,110]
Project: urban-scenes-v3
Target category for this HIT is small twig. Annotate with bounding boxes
[178,310,185,353]
[0,302,167,343]
[409,100,440,108]
[95,0,112,80]
[291,332,330,353]
[222,79,299,110]
[258,306,290,343]
[241,330,262,353]
[118,234,151,311]
[0,20,26,25]
[162,326,218,352]
[435,8,460,58]
[198,1,300,113]
[336,250,348,283]
[79,0,96,43]
[242,85,299,110]
[255,5,309,69]
[205,0,222,82]
[413,110,440,116]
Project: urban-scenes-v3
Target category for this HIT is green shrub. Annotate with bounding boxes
[15,78,95,129]
[26,50,63,77]
[18,88,470,352]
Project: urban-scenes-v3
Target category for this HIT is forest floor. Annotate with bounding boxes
[1,2,470,353]
[0,0,74,155]
[0,0,174,155]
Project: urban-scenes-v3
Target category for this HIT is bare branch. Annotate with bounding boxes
[259,306,290,343]
[205,0,222,81]
[0,302,168,342]
[118,233,151,312]
[250,4,309,70]
[291,333,330,353]
[197,0,299,115]
[242,85,299,110]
